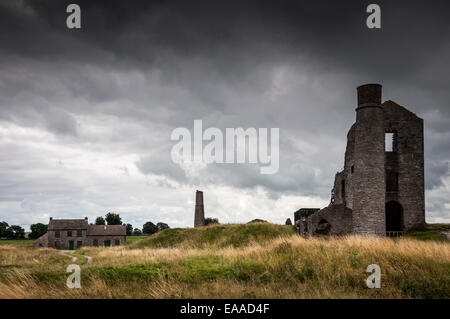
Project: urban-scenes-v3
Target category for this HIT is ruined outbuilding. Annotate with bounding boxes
[296,84,425,237]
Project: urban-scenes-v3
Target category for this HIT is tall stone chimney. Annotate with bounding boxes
[194,190,205,227]
[352,84,386,236]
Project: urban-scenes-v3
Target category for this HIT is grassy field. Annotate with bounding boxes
[0,236,148,245]
[0,223,449,299]
[0,239,33,244]
[125,236,148,243]
[404,223,450,242]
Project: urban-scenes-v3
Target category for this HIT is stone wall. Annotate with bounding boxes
[42,230,126,249]
[47,229,88,249]
[383,101,425,230]
[304,204,353,237]
[84,236,126,247]
[33,233,48,248]
[343,124,356,210]
[331,171,345,205]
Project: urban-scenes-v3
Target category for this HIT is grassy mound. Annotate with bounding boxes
[132,223,297,248]
[404,223,450,242]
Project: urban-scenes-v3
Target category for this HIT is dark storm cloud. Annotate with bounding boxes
[2,0,447,125]
[2,1,449,77]
[0,0,449,225]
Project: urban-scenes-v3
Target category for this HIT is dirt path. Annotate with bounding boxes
[59,250,92,264]
[84,255,92,264]
[59,250,77,262]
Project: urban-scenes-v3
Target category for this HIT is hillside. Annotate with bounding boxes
[132,223,297,248]
[0,223,449,298]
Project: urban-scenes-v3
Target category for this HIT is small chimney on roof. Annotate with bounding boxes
[84,217,88,221]
[49,217,52,221]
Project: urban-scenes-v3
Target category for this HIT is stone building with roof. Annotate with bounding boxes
[33,217,126,249]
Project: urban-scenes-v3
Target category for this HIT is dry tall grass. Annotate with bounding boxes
[0,234,449,298]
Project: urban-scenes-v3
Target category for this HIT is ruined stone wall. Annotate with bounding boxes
[298,84,425,238]
[331,171,344,205]
[343,125,356,210]
[351,84,386,236]
[306,204,353,236]
[33,233,48,248]
[383,101,425,230]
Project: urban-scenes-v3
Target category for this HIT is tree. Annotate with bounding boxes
[156,222,169,231]
[142,222,158,235]
[29,223,48,239]
[204,217,219,226]
[0,221,9,238]
[285,218,292,225]
[3,227,13,239]
[133,228,142,236]
[95,216,106,225]
[105,212,122,225]
[125,223,133,236]
[7,225,25,239]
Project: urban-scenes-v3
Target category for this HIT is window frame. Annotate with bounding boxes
[385,130,398,153]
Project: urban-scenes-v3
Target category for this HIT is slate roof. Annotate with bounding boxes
[87,225,126,236]
[48,219,88,230]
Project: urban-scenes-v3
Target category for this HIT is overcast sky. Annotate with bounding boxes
[0,0,449,231]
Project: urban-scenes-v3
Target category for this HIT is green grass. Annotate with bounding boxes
[126,236,148,243]
[0,236,147,245]
[132,223,297,249]
[0,239,33,244]
[404,223,450,242]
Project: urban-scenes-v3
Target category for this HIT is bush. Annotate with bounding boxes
[204,218,219,226]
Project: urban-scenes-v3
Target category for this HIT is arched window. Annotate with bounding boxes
[315,219,331,235]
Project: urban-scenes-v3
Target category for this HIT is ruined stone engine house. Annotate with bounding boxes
[296,84,425,237]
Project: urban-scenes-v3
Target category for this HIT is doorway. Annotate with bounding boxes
[104,240,111,247]
[386,201,403,231]
[69,241,74,250]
